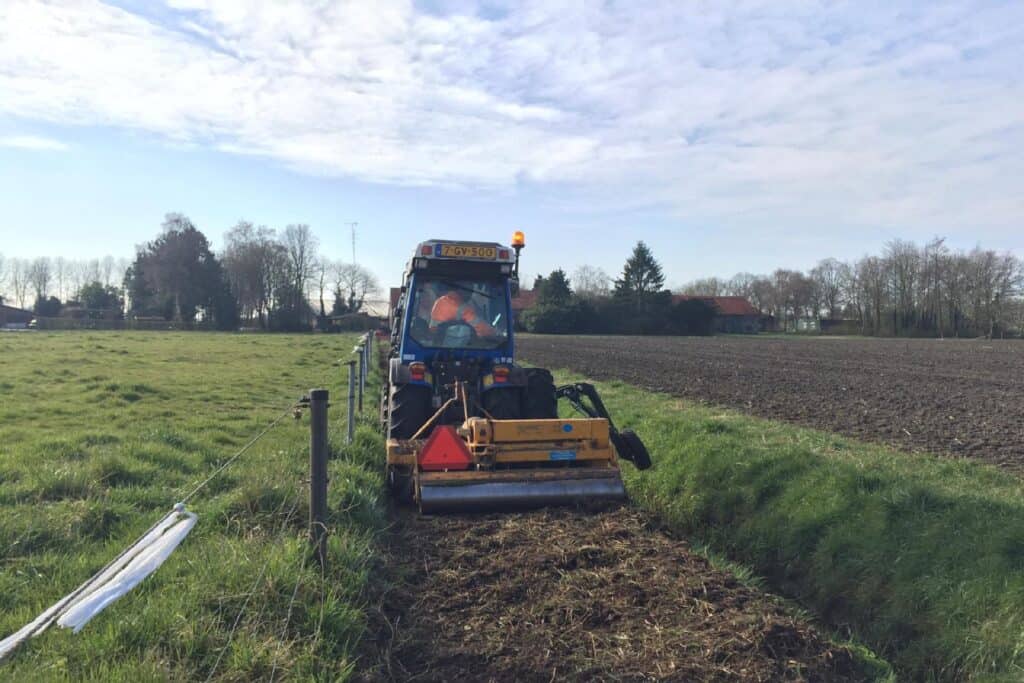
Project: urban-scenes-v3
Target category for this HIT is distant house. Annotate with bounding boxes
[511,289,538,330]
[0,304,33,328]
[674,296,762,334]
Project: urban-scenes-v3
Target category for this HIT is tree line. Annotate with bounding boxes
[0,213,380,331]
[524,241,717,335]
[0,254,130,313]
[678,238,1024,337]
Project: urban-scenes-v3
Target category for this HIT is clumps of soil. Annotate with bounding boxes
[359,506,859,681]
[518,335,1024,473]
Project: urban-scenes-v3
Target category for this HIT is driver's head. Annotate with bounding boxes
[431,289,464,322]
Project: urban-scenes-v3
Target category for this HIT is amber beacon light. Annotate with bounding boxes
[511,230,526,248]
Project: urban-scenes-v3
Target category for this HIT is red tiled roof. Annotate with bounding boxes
[511,289,538,311]
[673,295,760,316]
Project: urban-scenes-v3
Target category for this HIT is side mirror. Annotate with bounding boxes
[509,278,520,297]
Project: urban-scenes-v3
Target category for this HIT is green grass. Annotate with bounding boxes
[548,372,1024,681]
[0,331,385,680]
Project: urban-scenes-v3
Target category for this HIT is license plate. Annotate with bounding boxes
[549,450,577,461]
[436,244,497,260]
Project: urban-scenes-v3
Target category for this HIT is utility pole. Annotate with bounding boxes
[347,222,358,264]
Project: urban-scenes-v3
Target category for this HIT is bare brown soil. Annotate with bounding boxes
[358,506,859,682]
[519,334,1024,472]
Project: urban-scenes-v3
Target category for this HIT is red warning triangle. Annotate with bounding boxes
[418,425,472,471]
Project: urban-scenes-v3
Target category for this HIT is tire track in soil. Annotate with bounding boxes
[357,506,860,682]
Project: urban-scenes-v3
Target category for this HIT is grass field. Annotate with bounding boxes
[0,332,385,680]
[546,370,1024,681]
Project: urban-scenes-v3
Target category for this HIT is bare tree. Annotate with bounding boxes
[313,257,330,318]
[101,255,115,286]
[886,239,920,334]
[678,277,727,296]
[27,257,52,305]
[810,258,844,319]
[332,262,380,313]
[571,265,611,300]
[221,222,284,327]
[10,258,29,309]
[856,256,888,335]
[726,272,757,299]
[283,224,318,293]
[67,260,88,301]
[85,258,102,285]
[53,256,67,301]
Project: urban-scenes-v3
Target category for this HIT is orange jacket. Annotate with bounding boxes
[431,292,494,336]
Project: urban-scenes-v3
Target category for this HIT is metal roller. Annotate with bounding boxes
[418,476,627,512]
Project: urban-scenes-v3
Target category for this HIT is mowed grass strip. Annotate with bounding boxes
[0,332,385,680]
[548,371,1024,681]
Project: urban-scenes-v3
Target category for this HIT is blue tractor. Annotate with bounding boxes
[382,232,650,511]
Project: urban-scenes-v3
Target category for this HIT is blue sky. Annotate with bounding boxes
[1,0,1022,291]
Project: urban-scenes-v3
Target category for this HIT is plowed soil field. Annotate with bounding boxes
[519,335,1024,472]
[359,506,860,682]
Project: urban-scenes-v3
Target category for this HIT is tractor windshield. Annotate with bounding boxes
[409,277,510,349]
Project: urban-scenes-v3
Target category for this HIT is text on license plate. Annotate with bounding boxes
[437,244,497,259]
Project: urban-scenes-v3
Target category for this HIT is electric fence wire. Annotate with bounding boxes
[179,404,297,505]
[1,397,306,664]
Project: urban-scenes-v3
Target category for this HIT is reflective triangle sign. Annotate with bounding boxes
[418,425,472,471]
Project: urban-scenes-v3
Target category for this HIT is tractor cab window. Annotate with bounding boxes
[409,278,510,349]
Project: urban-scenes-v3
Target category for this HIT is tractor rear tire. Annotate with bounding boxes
[523,368,558,419]
[483,387,522,419]
[388,384,433,440]
[386,465,414,504]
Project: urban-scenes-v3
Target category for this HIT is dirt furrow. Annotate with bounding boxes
[358,506,860,682]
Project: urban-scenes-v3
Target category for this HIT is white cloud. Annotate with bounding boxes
[0,134,69,151]
[0,0,1021,236]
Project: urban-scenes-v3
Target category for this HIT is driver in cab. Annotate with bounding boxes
[430,288,495,339]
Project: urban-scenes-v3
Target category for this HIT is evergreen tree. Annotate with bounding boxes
[614,241,665,301]
[124,214,240,328]
[538,269,572,306]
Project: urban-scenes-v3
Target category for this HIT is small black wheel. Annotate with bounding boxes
[388,384,433,440]
[482,387,522,419]
[617,429,652,470]
[523,368,558,419]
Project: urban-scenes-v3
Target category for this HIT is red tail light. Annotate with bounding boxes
[493,366,510,383]
[420,245,432,255]
[498,249,510,259]
[409,362,426,381]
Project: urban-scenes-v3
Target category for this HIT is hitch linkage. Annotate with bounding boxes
[555,383,653,470]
